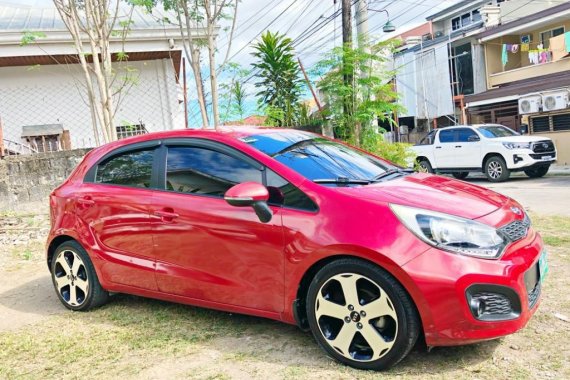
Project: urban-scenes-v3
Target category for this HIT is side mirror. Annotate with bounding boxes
[224,182,273,223]
[468,135,480,142]
[520,124,529,135]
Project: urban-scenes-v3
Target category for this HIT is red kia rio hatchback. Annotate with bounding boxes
[47,128,547,370]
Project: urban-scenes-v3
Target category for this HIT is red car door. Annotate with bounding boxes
[77,147,158,290]
[150,142,285,312]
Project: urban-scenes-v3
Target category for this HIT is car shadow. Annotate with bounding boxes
[92,294,500,374]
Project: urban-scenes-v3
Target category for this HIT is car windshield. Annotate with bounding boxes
[478,125,519,138]
[241,131,397,185]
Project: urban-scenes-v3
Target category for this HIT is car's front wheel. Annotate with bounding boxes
[524,165,550,178]
[50,240,109,311]
[485,156,510,182]
[306,258,420,370]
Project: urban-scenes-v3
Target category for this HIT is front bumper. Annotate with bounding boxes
[506,149,556,170]
[404,228,544,346]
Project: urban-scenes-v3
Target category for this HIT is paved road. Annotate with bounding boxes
[464,176,570,217]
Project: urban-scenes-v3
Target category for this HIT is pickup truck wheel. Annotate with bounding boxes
[452,172,469,180]
[485,156,510,182]
[418,159,433,173]
[524,165,550,178]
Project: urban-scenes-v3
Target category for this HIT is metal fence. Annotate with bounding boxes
[0,59,185,158]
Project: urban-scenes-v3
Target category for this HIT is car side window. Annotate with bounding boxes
[266,169,318,211]
[438,130,456,143]
[95,149,154,188]
[457,128,478,142]
[166,146,262,197]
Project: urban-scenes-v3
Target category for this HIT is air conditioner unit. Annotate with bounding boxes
[542,90,569,112]
[519,95,542,114]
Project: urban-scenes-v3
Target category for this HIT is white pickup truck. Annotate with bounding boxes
[412,124,557,182]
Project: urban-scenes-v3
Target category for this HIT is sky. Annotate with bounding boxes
[7,0,461,123]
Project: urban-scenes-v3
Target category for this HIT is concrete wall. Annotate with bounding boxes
[0,149,89,210]
[0,59,184,149]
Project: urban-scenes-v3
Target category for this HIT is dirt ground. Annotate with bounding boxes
[1,184,570,379]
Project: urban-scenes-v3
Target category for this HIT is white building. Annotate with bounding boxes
[0,2,205,152]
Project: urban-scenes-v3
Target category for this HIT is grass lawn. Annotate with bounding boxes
[0,214,569,379]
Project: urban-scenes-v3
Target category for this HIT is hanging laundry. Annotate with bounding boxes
[510,44,519,53]
[521,43,530,52]
[565,31,570,53]
[502,44,508,67]
[550,33,568,62]
[540,50,548,64]
[528,50,539,65]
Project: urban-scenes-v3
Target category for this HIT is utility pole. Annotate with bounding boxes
[355,0,370,51]
[341,0,352,48]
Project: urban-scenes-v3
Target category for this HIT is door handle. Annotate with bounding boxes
[154,210,179,220]
[455,145,462,148]
[435,146,442,149]
[77,197,95,206]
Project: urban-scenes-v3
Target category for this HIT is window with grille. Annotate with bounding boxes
[116,124,147,140]
[531,116,550,133]
[552,113,570,131]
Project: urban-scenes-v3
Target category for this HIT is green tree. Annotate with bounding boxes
[251,31,302,127]
[314,42,402,147]
[219,63,249,122]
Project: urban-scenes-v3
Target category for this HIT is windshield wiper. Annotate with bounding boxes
[313,177,371,185]
[372,168,414,182]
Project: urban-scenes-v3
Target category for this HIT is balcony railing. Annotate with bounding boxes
[489,58,570,88]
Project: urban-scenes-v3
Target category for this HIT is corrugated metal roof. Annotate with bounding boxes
[0,1,178,31]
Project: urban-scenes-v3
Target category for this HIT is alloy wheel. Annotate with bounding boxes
[315,273,398,362]
[487,161,502,179]
[53,250,89,307]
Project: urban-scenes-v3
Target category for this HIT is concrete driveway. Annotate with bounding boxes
[464,176,570,217]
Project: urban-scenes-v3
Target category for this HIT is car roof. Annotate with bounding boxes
[435,124,504,130]
[103,126,315,148]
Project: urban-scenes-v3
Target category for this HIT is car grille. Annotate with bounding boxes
[532,140,555,153]
[500,214,531,242]
[472,292,513,316]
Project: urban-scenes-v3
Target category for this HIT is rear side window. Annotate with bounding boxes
[95,149,154,188]
[166,146,262,197]
[438,130,456,143]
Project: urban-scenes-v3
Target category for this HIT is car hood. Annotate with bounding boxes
[333,173,509,219]
[490,136,551,143]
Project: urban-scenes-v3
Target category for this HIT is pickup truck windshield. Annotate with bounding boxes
[241,131,396,184]
[478,125,519,138]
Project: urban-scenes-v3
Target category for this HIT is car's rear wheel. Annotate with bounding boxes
[524,165,550,178]
[452,172,469,180]
[306,258,420,370]
[50,241,108,311]
[417,159,433,173]
[485,156,510,182]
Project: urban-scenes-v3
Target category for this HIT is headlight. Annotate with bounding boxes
[503,142,531,150]
[391,204,507,259]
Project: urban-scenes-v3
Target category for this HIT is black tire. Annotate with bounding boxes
[452,172,469,180]
[524,165,550,178]
[50,240,109,311]
[418,159,434,174]
[484,156,510,182]
[306,258,420,371]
